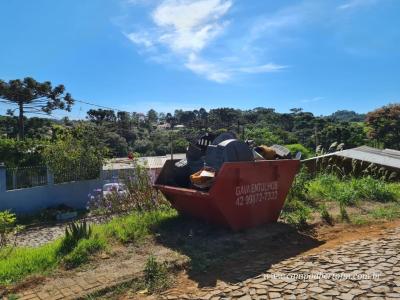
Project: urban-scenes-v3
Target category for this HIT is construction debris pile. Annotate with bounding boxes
[168,132,300,190]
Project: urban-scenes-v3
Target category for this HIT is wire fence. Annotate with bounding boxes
[5,165,101,190]
[53,164,100,184]
[6,166,48,190]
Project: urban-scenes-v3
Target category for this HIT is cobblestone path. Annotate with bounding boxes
[15,224,66,247]
[162,227,400,300]
[15,216,110,248]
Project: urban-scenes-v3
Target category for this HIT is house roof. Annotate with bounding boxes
[303,146,400,169]
[103,153,186,170]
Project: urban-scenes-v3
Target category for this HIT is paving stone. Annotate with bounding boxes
[337,293,355,300]
[256,288,267,295]
[268,292,282,298]
[348,288,365,295]
[323,290,340,296]
[18,295,40,300]
[308,287,324,293]
[231,290,245,297]
[385,293,400,298]
[371,285,390,293]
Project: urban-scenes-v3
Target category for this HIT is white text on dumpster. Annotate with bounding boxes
[235,181,278,206]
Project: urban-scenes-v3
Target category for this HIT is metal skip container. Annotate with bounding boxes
[154,159,300,231]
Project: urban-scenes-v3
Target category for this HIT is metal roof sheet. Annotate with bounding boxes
[103,154,186,170]
[303,146,400,169]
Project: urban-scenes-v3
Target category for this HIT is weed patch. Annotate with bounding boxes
[369,205,400,221]
[99,208,177,244]
[281,199,312,228]
[63,236,105,269]
[308,175,399,204]
[144,255,170,292]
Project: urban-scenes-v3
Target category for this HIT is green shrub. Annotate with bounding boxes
[310,173,358,205]
[244,127,283,146]
[144,255,169,292]
[287,167,311,203]
[319,204,333,225]
[339,203,350,222]
[281,199,312,228]
[307,173,340,201]
[388,183,400,200]
[63,237,105,269]
[332,186,358,206]
[58,221,92,256]
[285,144,312,159]
[308,174,399,204]
[0,210,18,248]
[350,177,395,202]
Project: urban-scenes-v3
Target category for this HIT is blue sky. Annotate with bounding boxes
[0,0,399,119]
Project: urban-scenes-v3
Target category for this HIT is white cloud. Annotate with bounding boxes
[337,0,378,10]
[123,0,287,82]
[184,54,287,82]
[125,32,153,48]
[185,53,231,82]
[238,63,288,74]
[152,0,231,53]
[124,0,154,5]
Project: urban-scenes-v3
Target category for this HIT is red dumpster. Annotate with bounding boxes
[154,159,300,231]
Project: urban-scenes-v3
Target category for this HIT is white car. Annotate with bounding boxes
[102,183,128,198]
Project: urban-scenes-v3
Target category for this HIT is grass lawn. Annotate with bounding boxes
[0,207,177,285]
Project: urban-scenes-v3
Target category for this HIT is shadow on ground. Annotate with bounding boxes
[154,216,323,287]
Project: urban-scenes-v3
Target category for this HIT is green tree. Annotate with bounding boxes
[42,124,107,182]
[0,138,46,167]
[245,127,283,145]
[318,122,366,149]
[366,104,400,149]
[0,77,74,139]
[87,109,116,125]
[208,108,241,129]
[147,109,158,124]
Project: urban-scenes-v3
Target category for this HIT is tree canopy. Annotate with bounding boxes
[0,77,74,139]
[366,103,400,149]
[0,101,397,168]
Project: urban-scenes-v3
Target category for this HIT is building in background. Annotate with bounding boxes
[102,154,186,183]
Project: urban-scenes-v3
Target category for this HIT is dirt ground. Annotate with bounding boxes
[8,208,400,299]
[112,216,400,300]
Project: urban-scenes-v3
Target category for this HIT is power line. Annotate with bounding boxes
[0,93,130,114]
[73,99,127,112]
